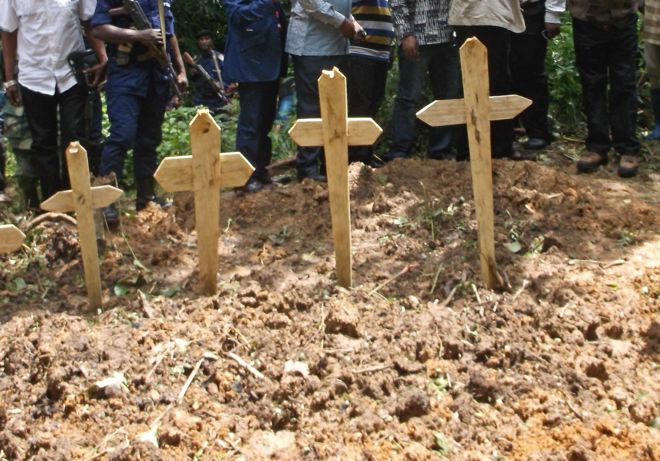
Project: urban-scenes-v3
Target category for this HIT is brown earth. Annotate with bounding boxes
[0,153,658,460]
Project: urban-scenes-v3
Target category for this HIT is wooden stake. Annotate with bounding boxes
[416,38,531,289]
[461,39,498,289]
[288,67,382,288]
[40,142,124,309]
[153,109,254,294]
[0,225,25,253]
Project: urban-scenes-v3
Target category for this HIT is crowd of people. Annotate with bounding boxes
[0,0,655,227]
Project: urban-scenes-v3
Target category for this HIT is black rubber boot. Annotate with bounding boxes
[135,177,170,211]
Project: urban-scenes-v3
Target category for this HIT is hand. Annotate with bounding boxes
[84,60,107,88]
[401,35,419,60]
[226,82,238,94]
[6,83,21,106]
[339,19,363,39]
[176,72,188,93]
[136,28,164,48]
[544,22,560,39]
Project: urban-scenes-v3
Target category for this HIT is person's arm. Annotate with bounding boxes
[1,31,20,106]
[83,21,108,87]
[226,0,276,26]
[169,35,188,92]
[544,0,565,38]
[391,0,417,58]
[93,23,163,46]
[298,0,363,37]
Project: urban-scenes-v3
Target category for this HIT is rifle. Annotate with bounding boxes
[182,52,229,105]
[108,0,182,98]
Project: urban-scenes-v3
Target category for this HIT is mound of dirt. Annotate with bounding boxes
[0,158,658,459]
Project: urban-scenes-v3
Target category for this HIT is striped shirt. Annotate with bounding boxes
[350,0,394,61]
[645,0,660,45]
[391,0,452,45]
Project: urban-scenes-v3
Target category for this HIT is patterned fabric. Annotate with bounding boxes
[645,0,660,45]
[350,0,394,61]
[390,0,452,45]
[567,0,639,27]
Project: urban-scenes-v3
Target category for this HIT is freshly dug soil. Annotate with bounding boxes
[0,156,658,460]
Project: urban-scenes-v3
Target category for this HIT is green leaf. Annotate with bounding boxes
[114,283,129,297]
[11,277,26,292]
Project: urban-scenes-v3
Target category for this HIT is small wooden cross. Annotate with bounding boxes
[288,67,382,288]
[0,225,25,253]
[416,38,531,289]
[41,142,124,309]
[154,109,254,295]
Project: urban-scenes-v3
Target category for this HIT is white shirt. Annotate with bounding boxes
[0,0,96,95]
[449,0,526,33]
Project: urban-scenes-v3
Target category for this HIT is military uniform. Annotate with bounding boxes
[190,50,227,113]
[91,0,175,189]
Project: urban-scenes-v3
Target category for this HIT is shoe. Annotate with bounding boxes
[136,177,170,211]
[368,157,386,168]
[523,137,547,150]
[510,146,538,161]
[102,204,119,229]
[244,178,264,193]
[617,155,639,178]
[577,152,607,173]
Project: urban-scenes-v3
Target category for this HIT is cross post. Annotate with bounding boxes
[288,67,382,288]
[0,225,25,253]
[154,109,254,295]
[416,38,532,289]
[41,142,124,309]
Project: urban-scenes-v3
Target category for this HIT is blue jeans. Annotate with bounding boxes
[292,54,348,175]
[387,42,460,159]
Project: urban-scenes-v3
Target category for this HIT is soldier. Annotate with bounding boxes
[91,0,188,227]
[188,30,229,114]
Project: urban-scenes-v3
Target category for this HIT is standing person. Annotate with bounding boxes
[449,0,526,160]
[91,0,188,227]
[0,0,107,202]
[189,30,229,114]
[568,0,641,177]
[346,0,394,165]
[383,0,459,163]
[510,0,566,151]
[286,0,365,182]
[224,0,288,193]
[643,0,660,140]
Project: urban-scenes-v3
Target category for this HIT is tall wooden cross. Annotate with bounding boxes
[0,225,25,253]
[154,109,254,295]
[416,38,531,289]
[288,67,382,288]
[41,142,124,309]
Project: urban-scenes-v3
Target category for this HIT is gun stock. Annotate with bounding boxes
[182,52,229,104]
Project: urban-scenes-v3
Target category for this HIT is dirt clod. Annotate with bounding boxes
[394,388,430,421]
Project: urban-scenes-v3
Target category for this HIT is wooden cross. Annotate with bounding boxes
[0,225,25,253]
[288,67,382,288]
[416,38,531,289]
[154,109,254,295]
[41,142,124,309]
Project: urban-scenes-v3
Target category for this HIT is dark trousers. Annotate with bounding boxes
[99,82,169,182]
[292,54,348,175]
[510,4,551,141]
[236,80,279,180]
[572,16,640,155]
[21,83,87,199]
[347,55,389,163]
[455,26,514,158]
[388,42,460,159]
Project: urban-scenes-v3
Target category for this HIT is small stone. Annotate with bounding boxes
[629,399,657,425]
[266,313,291,329]
[324,303,360,338]
[353,411,385,434]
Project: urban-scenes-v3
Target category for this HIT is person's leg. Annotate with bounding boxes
[58,82,88,188]
[428,42,460,158]
[347,55,388,163]
[385,45,427,160]
[510,9,550,145]
[255,80,279,181]
[644,41,660,139]
[20,85,61,199]
[608,17,640,156]
[99,91,140,181]
[572,18,611,157]
[292,55,346,179]
[133,81,169,208]
[12,147,39,209]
